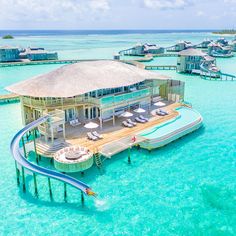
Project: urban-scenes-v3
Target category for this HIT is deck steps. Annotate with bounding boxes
[36,140,68,157]
[94,153,102,168]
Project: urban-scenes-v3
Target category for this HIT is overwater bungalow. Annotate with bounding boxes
[166,41,193,52]
[119,43,165,56]
[208,42,233,58]
[216,38,229,47]
[232,37,236,52]
[20,47,58,61]
[7,60,203,175]
[0,46,20,62]
[196,39,213,49]
[177,48,218,74]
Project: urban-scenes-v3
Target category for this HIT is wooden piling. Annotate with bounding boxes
[33,173,38,197]
[15,161,20,186]
[48,178,53,200]
[22,167,26,192]
[64,183,67,202]
[81,191,85,205]
[128,147,131,164]
[33,129,39,164]
[21,137,27,159]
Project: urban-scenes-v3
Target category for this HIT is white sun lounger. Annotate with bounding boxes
[122,121,133,128]
[135,117,146,123]
[127,119,137,126]
[87,132,98,141]
[139,115,148,122]
[92,131,103,139]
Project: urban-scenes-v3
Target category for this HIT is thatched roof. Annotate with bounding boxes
[178,48,207,56]
[6,60,169,98]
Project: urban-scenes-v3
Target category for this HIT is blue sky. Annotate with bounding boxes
[0,0,235,29]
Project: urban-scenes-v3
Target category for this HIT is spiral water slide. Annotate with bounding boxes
[10,115,95,196]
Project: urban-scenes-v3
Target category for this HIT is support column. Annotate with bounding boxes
[21,137,27,159]
[100,109,103,130]
[15,161,20,186]
[51,126,54,145]
[113,108,115,126]
[128,147,131,164]
[33,129,39,164]
[48,178,53,200]
[22,167,26,192]
[81,191,85,206]
[63,123,66,140]
[33,173,38,197]
[64,183,67,202]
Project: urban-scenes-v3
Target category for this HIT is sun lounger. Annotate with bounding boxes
[156,109,166,116]
[159,109,169,115]
[92,131,103,139]
[135,117,146,123]
[122,121,133,128]
[127,119,137,126]
[87,132,98,141]
[69,119,81,127]
[139,115,148,122]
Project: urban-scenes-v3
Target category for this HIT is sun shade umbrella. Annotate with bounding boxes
[154,101,166,107]
[134,108,146,113]
[84,122,99,129]
[120,111,133,118]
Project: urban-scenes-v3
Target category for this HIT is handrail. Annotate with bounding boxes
[10,115,93,195]
[200,63,236,80]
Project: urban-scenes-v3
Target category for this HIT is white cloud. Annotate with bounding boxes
[197,10,204,16]
[143,0,191,10]
[89,0,110,11]
[0,0,110,23]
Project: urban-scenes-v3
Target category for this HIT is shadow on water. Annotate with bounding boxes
[16,176,112,219]
[17,125,205,212]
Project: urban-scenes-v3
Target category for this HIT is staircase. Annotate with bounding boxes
[94,153,102,168]
[36,139,68,157]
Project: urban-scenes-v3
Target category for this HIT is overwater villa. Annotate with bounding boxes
[216,38,229,47]
[8,60,203,200]
[166,41,193,52]
[119,43,165,56]
[208,42,233,58]
[196,39,213,49]
[0,46,20,62]
[177,48,219,75]
[232,37,236,52]
[20,47,58,61]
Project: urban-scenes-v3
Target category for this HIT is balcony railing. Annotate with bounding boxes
[22,88,151,109]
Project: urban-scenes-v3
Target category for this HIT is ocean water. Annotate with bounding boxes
[0,31,236,235]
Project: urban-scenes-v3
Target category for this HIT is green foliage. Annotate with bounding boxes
[2,35,14,39]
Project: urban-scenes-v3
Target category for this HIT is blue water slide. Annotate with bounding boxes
[10,115,93,195]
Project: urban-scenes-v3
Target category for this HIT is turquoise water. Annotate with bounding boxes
[1,32,236,235]
[141,107,201,139]
[0,64,64,94]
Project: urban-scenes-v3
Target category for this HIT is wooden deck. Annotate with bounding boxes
[66,103,181,153]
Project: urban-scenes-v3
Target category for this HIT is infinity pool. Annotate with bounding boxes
[141,107,202,140]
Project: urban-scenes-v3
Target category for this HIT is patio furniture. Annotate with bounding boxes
[92,131,103,139]
[127,119,137,126]
[69,119,81,127]
[122,121,133,128]
[87,132,98,141]
[135,117,146,123]
[139,115,148,122]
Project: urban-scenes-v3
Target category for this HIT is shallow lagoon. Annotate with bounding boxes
[0,32,236,235]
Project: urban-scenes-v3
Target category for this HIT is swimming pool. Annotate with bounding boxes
[140,107,203,149]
